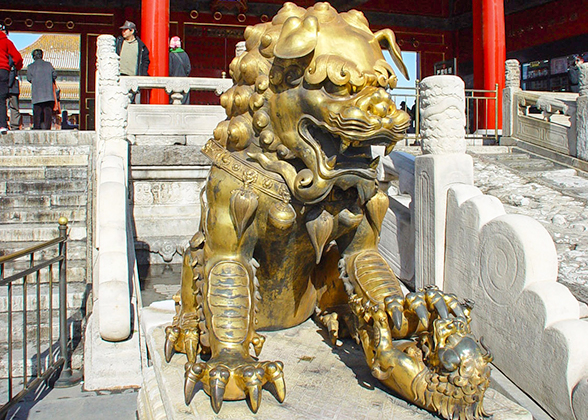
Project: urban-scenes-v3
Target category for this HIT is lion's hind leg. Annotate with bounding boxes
[165,231,208,364]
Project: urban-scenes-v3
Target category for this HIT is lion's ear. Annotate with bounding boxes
[375,29,409,80]
[274,15,318,59]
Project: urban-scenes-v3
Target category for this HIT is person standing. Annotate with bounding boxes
[169,36,191,104]
[568,55,584,93]
[7,56,21,130]
[115,21,150,76]
[27,49,57,130]
[0,23,23,134]
[115,21,150,103]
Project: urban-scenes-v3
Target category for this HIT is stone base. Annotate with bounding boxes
[139,302,531,420]
[83,310,143,391]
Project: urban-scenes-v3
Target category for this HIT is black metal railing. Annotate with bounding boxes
[0,218,79,419]
[390,82,500,145]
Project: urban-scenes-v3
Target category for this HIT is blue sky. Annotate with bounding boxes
[8,32,42,51]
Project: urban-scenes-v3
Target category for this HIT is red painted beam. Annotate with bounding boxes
[141,0,169,104]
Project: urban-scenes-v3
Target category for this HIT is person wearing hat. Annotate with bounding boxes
[169,36,191,104]
[115,20,150,77]
[0,23,23,134]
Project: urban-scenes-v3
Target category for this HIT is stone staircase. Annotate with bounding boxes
[0,130,94,382]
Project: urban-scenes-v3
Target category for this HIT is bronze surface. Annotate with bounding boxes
[164,3,491,418]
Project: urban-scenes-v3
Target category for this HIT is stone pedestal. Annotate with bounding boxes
[138,302,531,420]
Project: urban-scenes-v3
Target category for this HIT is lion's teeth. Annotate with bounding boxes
[339,140,351,153]
[369,156,380,169]
[326,155,337,169]
[385,143,395,156]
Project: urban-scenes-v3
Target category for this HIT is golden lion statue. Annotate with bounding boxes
[164,3,492,419]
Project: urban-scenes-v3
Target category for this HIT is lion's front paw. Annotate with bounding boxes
[359,285,470,339]
[184,356,285,413]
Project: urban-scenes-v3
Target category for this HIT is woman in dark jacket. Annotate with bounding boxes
[168,36,191,104]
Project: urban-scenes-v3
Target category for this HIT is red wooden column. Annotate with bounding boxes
[141,0,169,104]
[473,0,505,130]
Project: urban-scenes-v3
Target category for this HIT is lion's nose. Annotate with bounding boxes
[355,88,394,118]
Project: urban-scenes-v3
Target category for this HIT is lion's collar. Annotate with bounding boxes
[202,139,291,203]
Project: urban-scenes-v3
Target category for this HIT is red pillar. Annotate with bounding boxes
[141,0,169,104]
[473,0,505,130]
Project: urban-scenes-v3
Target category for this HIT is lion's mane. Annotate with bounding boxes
[214,2,400,157]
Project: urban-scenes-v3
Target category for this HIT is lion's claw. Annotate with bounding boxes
[384,296,404,330]
[209,366,230,413]
[182,359,286,412]
[405,292,429,329]
[425,287,450,319]
[443,292,466,318]
[164,326,180,363]
[184,362,206,405]
[240,366,264,412]
[265,361,286,402]
[164,321,201,364]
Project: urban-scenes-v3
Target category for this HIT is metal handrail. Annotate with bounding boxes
[0,218,79,419]
[390,80,499,144]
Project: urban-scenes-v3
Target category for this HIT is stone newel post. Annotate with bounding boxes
[414,76,473,289]
[502,59,521,141]
[576,63,588,161]
[95,35,132,342]
[96,35,129,145]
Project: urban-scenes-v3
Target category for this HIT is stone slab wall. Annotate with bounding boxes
[443,184,588,420]
[129,143,213,265]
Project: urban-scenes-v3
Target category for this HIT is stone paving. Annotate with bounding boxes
[139,303,531,420]
[468,147,588,305]
[394,144,588,306]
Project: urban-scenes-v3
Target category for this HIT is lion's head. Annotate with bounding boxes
[214,2,410,204]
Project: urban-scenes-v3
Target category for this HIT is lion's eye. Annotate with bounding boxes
[324,81,350,96]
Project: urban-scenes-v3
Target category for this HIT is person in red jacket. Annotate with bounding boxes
[0,23,23,133]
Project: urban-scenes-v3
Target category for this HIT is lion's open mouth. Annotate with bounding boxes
[299,113,408,174]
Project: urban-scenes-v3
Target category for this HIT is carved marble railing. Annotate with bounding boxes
[120,75,231,104]
[379,75,588,420]
[92,35,230,342]
[503,59,588,161]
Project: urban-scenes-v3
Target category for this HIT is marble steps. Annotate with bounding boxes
[2,179,88,195]
[0,307,83,343]
[0,208,86,225]
[0,131,91,273]
[0,259,87,286]
[0,131,91,382]
[0,192,88,209]
[0,145,90,157]
[0,166,88,181]
[0,240,86,260]
[0,282,87,313]
[0,131,94,147]
[0,316,84,378]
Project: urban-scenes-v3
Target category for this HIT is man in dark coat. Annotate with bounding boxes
[115,21,150,76]
[568,55,584,93]
[168,36,191,104]
[8,56,21,130]
[27,49,57,130]
[115,21,150,104]
[0,23,23,133]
